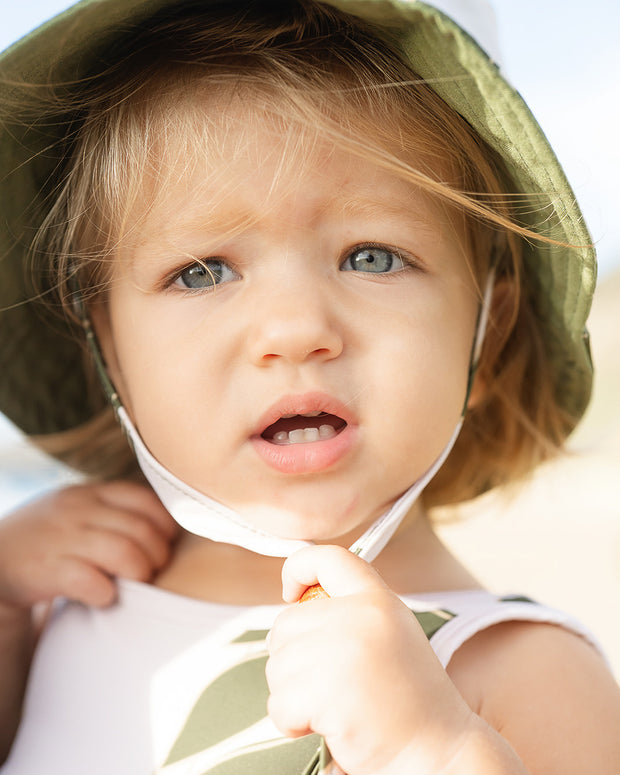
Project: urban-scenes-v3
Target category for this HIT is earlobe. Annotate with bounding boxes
[467,371,486,410]
[467,278,517,409]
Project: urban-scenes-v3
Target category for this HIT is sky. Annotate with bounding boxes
[1,0,619,278]
[494,0,620,279]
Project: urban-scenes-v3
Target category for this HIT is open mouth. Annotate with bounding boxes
[261,412,347,445]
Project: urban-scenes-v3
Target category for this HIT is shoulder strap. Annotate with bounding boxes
[401,591,605,668]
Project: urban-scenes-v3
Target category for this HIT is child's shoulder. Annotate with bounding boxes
[400,589,600,667]
[448,611,620,773]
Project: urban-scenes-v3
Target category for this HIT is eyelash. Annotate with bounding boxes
[163,242,423,294]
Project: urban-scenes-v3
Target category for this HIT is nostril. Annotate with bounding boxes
[300,346,334,360]
[248,314,344,366]
[254,344,342,366]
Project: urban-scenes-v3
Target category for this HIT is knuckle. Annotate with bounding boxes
[127,514,158,544]
[127,519,171,567]
[47,484,101,524]
[106,535,152,580]
[100,480,164,512]
[57,483,98,505]
[267,693,308,739]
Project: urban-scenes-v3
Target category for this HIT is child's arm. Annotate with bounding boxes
[0,480,178,762]
[447,614,620,774]
[267,545,620,775]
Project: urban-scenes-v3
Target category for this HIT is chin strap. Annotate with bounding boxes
[118,406,312,558]
[78,272,494,561]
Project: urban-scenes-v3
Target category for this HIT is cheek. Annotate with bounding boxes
[369,301,475,446]
[102,289,180,419]
[105,299,239,474]
[384,345,466,429]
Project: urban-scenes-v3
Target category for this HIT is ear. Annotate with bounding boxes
[87,297,128,404]
[467,278,517,409]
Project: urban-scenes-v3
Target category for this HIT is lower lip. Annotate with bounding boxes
[251,425,357,474]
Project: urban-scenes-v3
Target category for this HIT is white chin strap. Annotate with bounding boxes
[117,273,494,562]
[119,406,311,558]
[118,406,463,561]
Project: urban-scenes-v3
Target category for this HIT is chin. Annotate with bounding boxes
[237,501,364,544]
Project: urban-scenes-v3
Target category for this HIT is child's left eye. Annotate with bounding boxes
[340,245,406,274]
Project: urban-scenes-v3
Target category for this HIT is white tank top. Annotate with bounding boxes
[1,580,602,775]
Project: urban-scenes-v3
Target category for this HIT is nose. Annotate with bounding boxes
[247,282,344,367]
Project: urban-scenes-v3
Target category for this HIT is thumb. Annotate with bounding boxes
[282,544,388,603]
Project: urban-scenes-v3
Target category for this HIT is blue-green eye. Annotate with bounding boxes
[341,246,405,274]
[173,260,236,290]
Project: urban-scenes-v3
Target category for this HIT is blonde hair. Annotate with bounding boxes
[29,0,574,506]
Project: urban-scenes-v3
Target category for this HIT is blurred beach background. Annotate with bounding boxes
[1,1,619,675]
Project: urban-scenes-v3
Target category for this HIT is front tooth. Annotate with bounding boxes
[272,425,337,444]
[303,427,320,442]
[301,410,324,417]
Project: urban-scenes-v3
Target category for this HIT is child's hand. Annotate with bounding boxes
[0,481,178,612]
[266,545,483,775]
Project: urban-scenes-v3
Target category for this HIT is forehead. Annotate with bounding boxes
[128,86,458,243]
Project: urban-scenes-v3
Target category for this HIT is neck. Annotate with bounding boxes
[154,503,481,605]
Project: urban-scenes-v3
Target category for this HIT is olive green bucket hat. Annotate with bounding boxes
[0,0,595,441]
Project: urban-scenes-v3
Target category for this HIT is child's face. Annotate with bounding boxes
[96,102,480,545]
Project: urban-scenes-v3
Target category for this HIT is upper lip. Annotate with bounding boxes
[252,391,357,438]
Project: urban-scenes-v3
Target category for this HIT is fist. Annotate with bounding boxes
[266,545,474,775]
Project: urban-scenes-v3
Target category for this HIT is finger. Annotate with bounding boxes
[268,599,327,654]
[266,640,322,738]
[267,689,313,739]
[266,632,348,739]
[70,526,160,582]
[95,481,179,539]
[282,544,387,603]
[54,557,118,607]
[84,506,174,571]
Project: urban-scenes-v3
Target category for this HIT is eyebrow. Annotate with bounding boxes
[335,195,437,226]
[164,188,436,242]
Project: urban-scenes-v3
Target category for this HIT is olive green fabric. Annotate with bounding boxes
[0,0,595,438]
[155,607,455,773]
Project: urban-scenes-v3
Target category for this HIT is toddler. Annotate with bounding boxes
[0,1,618,773]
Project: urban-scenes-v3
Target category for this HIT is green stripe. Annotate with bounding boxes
[231,629,271,644]
[412,609,455,640]
[165,654,270,766]
[201,735,324,775]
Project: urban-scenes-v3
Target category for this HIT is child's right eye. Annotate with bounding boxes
[172,260,237,290]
